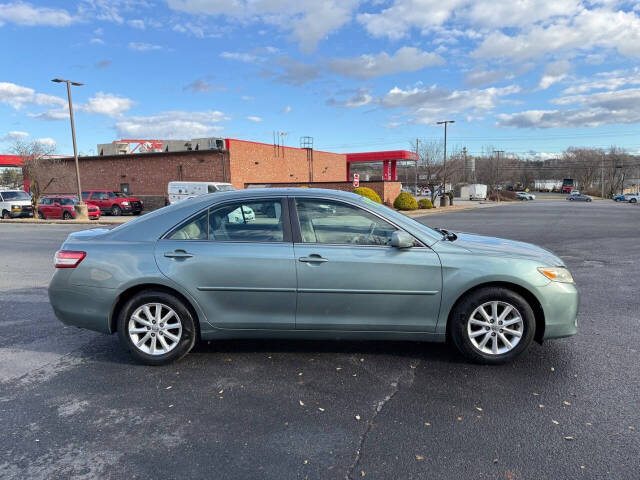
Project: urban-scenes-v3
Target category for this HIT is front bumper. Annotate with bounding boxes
[538,281,579,340]
[10,209,33,218]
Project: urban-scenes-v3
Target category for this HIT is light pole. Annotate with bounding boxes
[52,78,87,219]
[493,150,504,202]
[436,120,454,205]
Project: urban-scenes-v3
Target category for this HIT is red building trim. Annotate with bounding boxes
[345,150,417,181]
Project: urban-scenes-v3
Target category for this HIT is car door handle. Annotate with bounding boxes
[299,255,328,263]
[164,250,194,259]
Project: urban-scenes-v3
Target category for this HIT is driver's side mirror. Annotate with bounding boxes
[391,230,414,249]
[54,202,60,207]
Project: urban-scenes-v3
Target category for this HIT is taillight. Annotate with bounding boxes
[54,250,86,268]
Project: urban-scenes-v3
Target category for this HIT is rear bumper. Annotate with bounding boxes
[48,276,115,334]
[538,281,579,340]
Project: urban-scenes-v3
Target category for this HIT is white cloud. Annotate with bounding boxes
[167,0,360,53]
[497,87,640,128]
[79,92,134,116]
[328,47,444,79]
[1,130,28,142]
[463,0,581,29]
[115,110,229,138]
[220,51,259,63]
[247,116,263,122]
[0,2,72,27]
[538,60,571,90]
[266,57,322,86]
[472,8,640,61]
[381,83,521,124]
[128,42,162,52]
[35,137,56,148]
[183,78,224,93]
[90,37,104,44]
[281,105,291,113]
[128,19,145,29]
[327,89,373,108]
[464,69,508,87]
[562,67,640,94]
[357,0,463,40]
[28,92,134,120]
[0,82,65,109]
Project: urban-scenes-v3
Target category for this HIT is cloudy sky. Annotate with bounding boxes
[1,0,640,157]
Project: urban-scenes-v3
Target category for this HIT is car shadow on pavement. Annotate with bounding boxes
[191,338,465,364]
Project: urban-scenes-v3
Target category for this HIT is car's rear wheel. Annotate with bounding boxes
[630,198,637,204]
[449,287,536,364]
[38,211,45,219]
[117,290,197,365]
[62,211,73,220]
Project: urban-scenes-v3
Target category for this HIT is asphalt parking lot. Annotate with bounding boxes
[1,200,638,479]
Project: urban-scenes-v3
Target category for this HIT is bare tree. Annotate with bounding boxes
[414,140,443,202]
[10,139,59,217]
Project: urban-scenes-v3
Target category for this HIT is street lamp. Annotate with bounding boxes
[436,120,455,206]
[52,78,87,219]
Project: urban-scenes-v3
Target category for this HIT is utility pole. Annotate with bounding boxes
[493,150,504,202]
[52,78,87,220]
[437,120,455,205]
[601,155,605,198]
[415,138,419,195]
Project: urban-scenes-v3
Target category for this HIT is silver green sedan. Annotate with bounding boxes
[48,189,578,365]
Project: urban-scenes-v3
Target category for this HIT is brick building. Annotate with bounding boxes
[25,138,412,209]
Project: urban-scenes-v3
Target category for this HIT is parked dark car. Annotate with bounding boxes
[82,190,144,216]
[567,193,592,202]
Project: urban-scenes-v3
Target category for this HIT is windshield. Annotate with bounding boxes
[1,191,30,201]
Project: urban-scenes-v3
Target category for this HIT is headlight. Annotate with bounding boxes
[121,201,130,206]
[538,267,575,283]
[11,205,21,211]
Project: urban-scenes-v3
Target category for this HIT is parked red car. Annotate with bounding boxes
[81,190,144,216]
[38,195,101,220]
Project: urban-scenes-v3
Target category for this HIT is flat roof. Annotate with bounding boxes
[346,150,418,163]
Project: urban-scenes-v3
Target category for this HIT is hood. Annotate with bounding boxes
[6,199,31,206]
[451,232,564,266]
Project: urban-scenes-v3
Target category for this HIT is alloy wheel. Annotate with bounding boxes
[128,303,182,355]
[467,301,524,355]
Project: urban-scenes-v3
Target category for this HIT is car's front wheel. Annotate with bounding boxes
[117,290,197,365]
[111,205,122,216]
[449,287,536,364]
[630,198,637,204]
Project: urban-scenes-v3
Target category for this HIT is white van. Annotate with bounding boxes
[168,181,235,204]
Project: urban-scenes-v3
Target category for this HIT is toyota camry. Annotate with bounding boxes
[48,188,578,365]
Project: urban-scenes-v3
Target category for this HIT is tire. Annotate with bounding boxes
[630,198,637,204]
[587,199,592,202]
[38,211,45,219]
[117,290,197,366]
[1,210,10,219]
[449,287,536,365]
[111,205,122,216]
[62,211,73,220]
[568,197,574,201]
